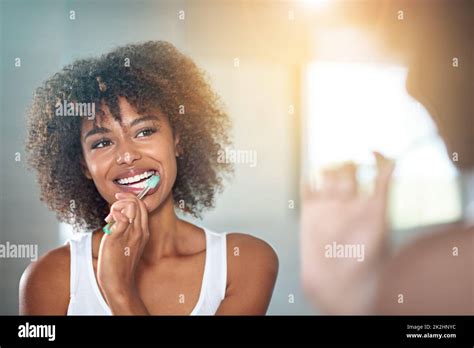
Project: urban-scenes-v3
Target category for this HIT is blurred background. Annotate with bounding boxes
[0,0,472,314]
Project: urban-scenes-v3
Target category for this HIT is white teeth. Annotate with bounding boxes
[116,170,155,185]
[127,180,148,189]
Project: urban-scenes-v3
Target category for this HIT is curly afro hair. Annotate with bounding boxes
[25,41,233,231]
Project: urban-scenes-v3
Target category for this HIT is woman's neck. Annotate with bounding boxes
[141,193,182,265]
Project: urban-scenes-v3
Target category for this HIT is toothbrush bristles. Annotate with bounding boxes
[136,175,159,200]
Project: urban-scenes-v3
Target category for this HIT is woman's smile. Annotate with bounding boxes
[112,167,161,196]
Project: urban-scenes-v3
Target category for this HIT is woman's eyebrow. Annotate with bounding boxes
[83,126,110,141]
[129,114,161,127]
[82,115,161,141]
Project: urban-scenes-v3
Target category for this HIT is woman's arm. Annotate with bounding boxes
[19,245,71,315]
[215,233,279,315]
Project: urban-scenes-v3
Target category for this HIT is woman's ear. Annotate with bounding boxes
[80,157,93,180]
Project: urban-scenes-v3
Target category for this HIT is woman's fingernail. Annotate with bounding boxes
[104,214,112,223]
[111,211,118,222]
[115,192,130,199]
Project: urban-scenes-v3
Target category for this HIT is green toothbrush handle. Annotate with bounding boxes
[103,220,115,235]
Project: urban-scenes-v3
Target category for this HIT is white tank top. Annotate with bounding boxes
[66,227,227,315]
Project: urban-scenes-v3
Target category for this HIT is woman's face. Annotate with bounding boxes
[80,97,180,212]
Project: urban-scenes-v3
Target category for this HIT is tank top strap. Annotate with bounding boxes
[202,229,227,302]
[64,233,91,301]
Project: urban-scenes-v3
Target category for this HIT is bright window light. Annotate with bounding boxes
[303,61,462,229]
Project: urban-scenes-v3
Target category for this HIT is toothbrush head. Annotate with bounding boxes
[147,174,160,189]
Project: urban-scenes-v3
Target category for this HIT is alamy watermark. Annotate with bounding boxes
[18,322,55,341]
[0,241,38,261]
[217,147,258,167]
[55,99,96,120]
[324,241,365,262]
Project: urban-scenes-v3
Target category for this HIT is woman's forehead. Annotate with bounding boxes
[81,99,165,131]
[81,112,164,131]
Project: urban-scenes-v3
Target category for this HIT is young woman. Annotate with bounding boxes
[20,41,278,315]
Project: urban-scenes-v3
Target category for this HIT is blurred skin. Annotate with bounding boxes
[300,153,395,314]
[372,24,474,313]
[374,222,473,314]
[300,52,473,316]
[300,0,473,315]
[301,152,473,314]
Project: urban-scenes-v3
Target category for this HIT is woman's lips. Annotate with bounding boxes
[113,168,156,184]
[113,174,161,197]
[114,182,159,196]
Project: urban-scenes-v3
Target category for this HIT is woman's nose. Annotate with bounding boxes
[115,142,141,165]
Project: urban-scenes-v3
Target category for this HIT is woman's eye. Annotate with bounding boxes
[91,139,112,149]
[136,127,157,138]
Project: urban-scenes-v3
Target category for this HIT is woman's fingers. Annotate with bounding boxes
[373,151,395,199]
[320,168,339,197]
[122,201,137,224]
[318,153,394,201]
[319,162,358,199]
[114,193,149,237]
[338,162,357,198]
[110,209,131,236]
[106,198,139,237]
[110,199,137,221]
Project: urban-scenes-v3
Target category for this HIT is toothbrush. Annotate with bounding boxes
[102,174,160,235]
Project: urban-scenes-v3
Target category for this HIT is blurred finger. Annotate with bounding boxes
[320,163,358,199]
[336,162,358,198]
[320,168,339,197]
[374,151,395,198]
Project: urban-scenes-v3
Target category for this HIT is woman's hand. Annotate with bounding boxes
[300,152,395,314]
[97,192,150,314]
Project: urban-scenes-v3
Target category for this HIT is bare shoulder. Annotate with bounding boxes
[19,244,71,315]
[214,232,278,314]
[225,233,279,288]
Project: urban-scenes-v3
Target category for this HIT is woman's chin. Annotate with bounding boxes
[142,188,169,214]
